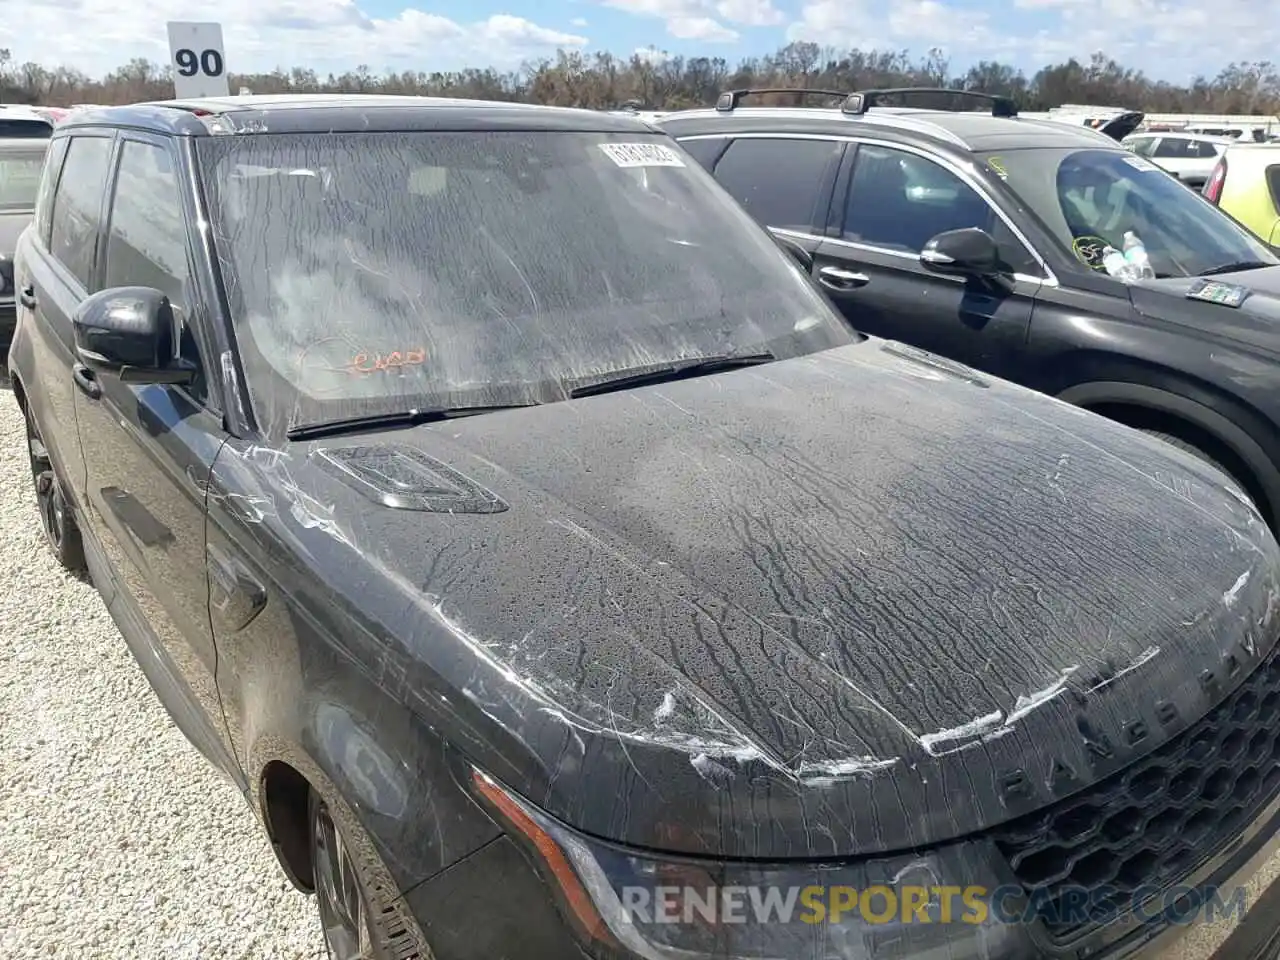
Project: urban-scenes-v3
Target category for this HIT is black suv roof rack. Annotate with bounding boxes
[840,87,1018,118]
[715,88,850,112]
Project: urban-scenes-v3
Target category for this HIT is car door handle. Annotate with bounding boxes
[72,362,101,400]
[18,284,35,309]
[817,266,871,290]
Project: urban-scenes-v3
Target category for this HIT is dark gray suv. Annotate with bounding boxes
[9,93,1280,960]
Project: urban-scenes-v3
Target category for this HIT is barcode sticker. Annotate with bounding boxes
[598,142,686,168]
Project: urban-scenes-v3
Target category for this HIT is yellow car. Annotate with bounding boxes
[1204,142,1280,244]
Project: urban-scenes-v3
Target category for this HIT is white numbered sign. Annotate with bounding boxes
[166,21,230,99]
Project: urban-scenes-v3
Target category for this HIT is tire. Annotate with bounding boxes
[25,411,86,572]
[1141,428,1256,504]
[309,790,428,960]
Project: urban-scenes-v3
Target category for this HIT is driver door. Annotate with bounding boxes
[71,132,238,776]
[812,141,1046,380]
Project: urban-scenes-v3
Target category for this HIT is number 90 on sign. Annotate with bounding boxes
[175,48,223,78]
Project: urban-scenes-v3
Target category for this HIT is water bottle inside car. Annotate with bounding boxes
[1122,231,1156,280]
[1102,246,1133,280]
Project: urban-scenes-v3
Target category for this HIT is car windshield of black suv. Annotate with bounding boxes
[980,147,1279,278]
[0,147,46,212]
[196,130,855,437]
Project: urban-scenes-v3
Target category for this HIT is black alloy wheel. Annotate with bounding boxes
[25,411,85,571]
[311,792,381,960]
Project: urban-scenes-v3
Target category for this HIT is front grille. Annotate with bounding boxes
[992,642,1280,940]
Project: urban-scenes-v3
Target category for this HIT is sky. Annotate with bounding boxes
[0,0,1272,85]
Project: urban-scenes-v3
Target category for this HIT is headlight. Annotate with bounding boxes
[473,770,1034,959]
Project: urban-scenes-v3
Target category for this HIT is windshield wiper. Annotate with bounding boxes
[286,403,538,441]
[567,352,776,399]
[1199,261,1274,277]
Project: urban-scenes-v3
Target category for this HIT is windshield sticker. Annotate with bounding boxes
[348,348,428,374]
[1072,235,1111,270]
[598,142,686,168]
[986,156,1008,179]
[1186,278,1251,308]
[1122,155,1160,173]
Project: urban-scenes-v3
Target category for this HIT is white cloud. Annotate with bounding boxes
[0,0,588,76]
[714,0,786,26]
[787,0,1280,77]
[602,0,783,44]
[669,16,739,41]
[571,16,589,26]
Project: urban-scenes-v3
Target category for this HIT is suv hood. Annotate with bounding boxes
[1129,264,1280,355]
[246,339,1280,859]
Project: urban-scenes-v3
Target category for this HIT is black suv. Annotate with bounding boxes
[659,89,1280,529]
[10,94,1280,960]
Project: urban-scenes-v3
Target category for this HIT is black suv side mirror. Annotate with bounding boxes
[774,234,814,272]
[919,228,1002,278]
[73,287,194,385]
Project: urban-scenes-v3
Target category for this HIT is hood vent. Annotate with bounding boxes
[315,446,508,514]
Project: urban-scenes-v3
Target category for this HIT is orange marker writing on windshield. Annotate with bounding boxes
[349,347,427,374]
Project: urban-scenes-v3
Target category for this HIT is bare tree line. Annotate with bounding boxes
[2,43,1278,115]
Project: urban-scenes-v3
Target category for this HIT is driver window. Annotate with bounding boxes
[103,139,206,403]
[843,144,1040,274]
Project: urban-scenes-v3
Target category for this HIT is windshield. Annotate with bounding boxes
[0,148,46,211]
[198,130,853,437]
[979,147,1278,278]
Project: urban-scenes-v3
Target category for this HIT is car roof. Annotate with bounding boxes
[656,105,1127,153]
[60,93,659,137]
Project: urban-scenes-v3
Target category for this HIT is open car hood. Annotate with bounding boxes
[1096,110,1145,141]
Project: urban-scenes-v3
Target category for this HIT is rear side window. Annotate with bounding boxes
[712,138,841,232]
[1268,165,1280,214]
[49,135,113,289]
[33,137,68,244]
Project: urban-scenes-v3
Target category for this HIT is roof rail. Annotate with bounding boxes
[715,88,849,112]
[840,87,1018,119]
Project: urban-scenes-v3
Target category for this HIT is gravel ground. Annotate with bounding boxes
[0,382,325,959]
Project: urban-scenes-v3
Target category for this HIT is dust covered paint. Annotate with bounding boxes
[209,337,1280,860]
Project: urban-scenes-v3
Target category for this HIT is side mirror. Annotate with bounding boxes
[774,235,814,272]
[73,287,194,385]
[919,228,1002,278]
